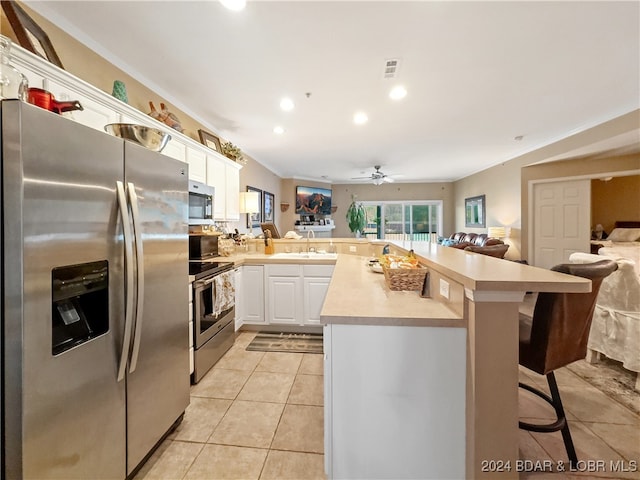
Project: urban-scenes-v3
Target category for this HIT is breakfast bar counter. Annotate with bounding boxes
[320,244,591,480]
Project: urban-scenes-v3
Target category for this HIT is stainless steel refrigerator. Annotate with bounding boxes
[1,100,190,478]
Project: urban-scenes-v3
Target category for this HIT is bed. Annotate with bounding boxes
[577,221,640,391]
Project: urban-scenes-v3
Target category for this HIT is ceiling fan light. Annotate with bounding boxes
[373,177,383,186]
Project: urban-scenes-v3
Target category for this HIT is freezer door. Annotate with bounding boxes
[2,101,126,478]
[124,141,190,473]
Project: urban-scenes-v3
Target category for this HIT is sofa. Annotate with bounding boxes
[444,232,509,258]
[447,232,504,249]
[569,252,640,392]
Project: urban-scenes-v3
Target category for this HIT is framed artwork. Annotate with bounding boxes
[263,191,274,223]
[465,195,486,228]
[198,129,222,153]
[1,1,64,68]
[247,186,262,229]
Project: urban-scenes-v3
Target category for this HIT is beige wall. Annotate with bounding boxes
[454,111,640,261]
[591,175,640,234]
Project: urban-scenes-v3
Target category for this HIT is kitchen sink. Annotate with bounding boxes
[271,252,338,259]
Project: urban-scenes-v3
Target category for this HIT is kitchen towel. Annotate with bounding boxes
[212,271,235,317]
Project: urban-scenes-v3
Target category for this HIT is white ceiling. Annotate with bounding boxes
[26,1,640,183]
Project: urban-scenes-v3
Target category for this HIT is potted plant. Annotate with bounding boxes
[221,141,243,163]
[346,194,366,237]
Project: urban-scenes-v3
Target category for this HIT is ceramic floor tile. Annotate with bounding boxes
[271,404,324,454]
[255,352,303,374]
[558,385,639,426]
[171,397,232,443]
[234,331,258,348]
[191,367,252,400]
[214,347,265,372]
[582,422,640,462]
[209,400,284,449]
[134,440,203,480]
[260,450,326,480]
[530,421,638,479]
[288,374,323,406]
[184,444,267,480]
[526,367,594,388]
[237,371,296,403]
[298,354,324,376]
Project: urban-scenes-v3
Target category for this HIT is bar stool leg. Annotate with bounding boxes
[547,372,578,469]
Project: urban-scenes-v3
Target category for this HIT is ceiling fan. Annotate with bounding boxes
[351,165,395,185]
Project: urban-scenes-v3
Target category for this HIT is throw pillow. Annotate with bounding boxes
[607,228,640,242]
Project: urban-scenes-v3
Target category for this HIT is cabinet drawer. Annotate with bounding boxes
[303,265,335,277]
[267,264,301,276]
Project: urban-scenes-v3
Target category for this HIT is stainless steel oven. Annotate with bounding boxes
[189,261,235,383]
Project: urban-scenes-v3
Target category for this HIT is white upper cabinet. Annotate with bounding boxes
[206,154,227,220]
[46,79,118,133]
[225,163,240,221]
[186,148,207,183]
[10,43,242,189]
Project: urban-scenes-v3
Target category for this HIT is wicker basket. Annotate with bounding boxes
[382,265,428,291]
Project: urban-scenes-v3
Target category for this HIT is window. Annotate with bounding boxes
[361,200,442,243]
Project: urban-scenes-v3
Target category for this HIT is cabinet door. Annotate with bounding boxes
[267,276,302,324]
[47,79,118,132]
[161,138,186,163]
[186,147,207,183]
[242,265,265,324]
[225,163,240,221]
[303,277,331,325]
[206,155,226,220]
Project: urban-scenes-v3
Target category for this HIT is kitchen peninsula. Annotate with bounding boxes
[320,242,591,480]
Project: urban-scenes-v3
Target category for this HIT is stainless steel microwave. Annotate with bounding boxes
[188,180,215,224]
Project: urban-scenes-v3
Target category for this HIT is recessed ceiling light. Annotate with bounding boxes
[219,0,246,11]
[389,85,407,100]
[273,126,285,135]
[353,112,368,125]
[280,98,295,112]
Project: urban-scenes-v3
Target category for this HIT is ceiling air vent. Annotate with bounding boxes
[383,58,401,79]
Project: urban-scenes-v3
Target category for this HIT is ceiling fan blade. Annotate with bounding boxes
[383,176,394,183]
[350,176,373,179]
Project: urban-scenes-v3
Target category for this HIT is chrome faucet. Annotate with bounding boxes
[307,229,315,253]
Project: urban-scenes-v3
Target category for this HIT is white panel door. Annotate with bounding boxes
[533,179,590,269]
[186,147,207,183]
[225,164,241,221]
[303,277,331,325]
[206,155,226,220]
[242,265,265,324]
[267,277,302,324]
[47,79,118,132]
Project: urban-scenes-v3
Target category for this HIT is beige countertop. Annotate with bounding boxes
[320,254,464,327]
[399,241,592,293]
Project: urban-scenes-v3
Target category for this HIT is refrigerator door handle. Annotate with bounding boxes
[116,181,135,382]
[127,181,145,373]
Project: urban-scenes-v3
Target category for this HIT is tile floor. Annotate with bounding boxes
[135,331,639,480]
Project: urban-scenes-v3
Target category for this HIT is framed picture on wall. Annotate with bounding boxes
[197,129,222,153]
[1,0,64,68]
[465,194,486,228]
[247,186,262,229]
[263,191,274,223]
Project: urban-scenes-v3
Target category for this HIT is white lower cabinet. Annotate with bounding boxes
[265,264,334,326]
[241,265,265,325]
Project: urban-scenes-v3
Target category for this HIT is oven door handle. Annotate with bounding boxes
[127,182,145,374]
[116,181,134,382]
